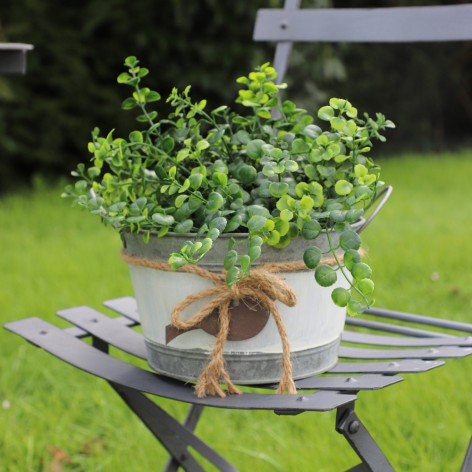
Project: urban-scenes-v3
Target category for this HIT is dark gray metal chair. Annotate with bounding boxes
[5,4,472,471]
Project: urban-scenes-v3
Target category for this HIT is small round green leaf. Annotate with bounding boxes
[315,264,337,287]
[206,192,224,211]
[289,223,299,238]
[168,166,177,179]
[226,266,240,287]
[303,246,322,270]
[318,105,335,121]
[124,56,138,67]
[121,97,137,110]
[240,255,251,272]
[262,163,276,178]
[358,278,375,295]
[169,254,186,269]
[189,173,203,190]
[344,249,361,270]
[230,197,243,210]
[175,194,188,208]
[225,213,243,232]
[263,219,275,232]
[152,213,175,226]
[269,182,289,198]
[291,139,309,154]
[209,216,227,232]
[188,196,203,211]
[174,219,193,233]
[190,241,202,255]
[247,205,271,218]
[196,139,210,151]
[212,172,228,188]
[355,164,368,178]
[331,287,351,307]
[117,72,131,83]
[335,180,353,196]
[198,238,213,256]
[347,300,364,316]
[207,227,220,241]
[301,220,322,240]
[280,209,293,222]
[248,245,261,262]
[339,230,361,251]
[249,235,263,248]
[274,218,290,236]
[247,215,267,232]
[146,90,161,102]
[330,210,346,222]
[239,165,257,183]
[299,196,314,211]
[284,159,299,172]
[266,230,280,245]
[246,139,266,159]
[304,164,318,180]
[224,249,238,271]
[129,130,144,143]
[158,227,169,238]
[351,262,372,281]
[331,116,346,130]
[345,209,363,223]
[87,167,100,178]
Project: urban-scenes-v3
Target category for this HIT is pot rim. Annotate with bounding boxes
[124,217,366,239]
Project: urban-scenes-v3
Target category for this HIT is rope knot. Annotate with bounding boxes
[229,282,242,301]
[168,267,300,398]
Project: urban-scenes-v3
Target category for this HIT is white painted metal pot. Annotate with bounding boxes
[122,187,392,385]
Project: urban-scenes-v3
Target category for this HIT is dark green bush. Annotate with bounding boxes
[0,0,471,192]
[285,0,472,152]
[0,0,275,191]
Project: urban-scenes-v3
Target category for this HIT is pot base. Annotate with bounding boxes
[144,336,341,385]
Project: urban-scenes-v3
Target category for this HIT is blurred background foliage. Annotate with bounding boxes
[0,0,471,192]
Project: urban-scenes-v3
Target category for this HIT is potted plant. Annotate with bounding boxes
[63,56,394,398]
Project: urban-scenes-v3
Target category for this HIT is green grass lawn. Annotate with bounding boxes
[2,150,472,471]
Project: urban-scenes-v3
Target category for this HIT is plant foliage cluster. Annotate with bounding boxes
[64,57,394,314]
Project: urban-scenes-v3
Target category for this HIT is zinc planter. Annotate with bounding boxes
[123,220,364,385]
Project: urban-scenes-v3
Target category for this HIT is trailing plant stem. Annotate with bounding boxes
[325,226,369,307]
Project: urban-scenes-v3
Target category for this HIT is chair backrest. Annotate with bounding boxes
[254,1,472,84]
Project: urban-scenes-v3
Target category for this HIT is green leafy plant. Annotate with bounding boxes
[63,56,394,314]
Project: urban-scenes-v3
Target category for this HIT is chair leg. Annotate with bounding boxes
[460,435,472,472]
[164,404,205,472]
[336,402,395,472]
[109,382,239,472]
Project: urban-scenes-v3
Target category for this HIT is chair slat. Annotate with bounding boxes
[4,317,358,412]
[254,5,472,43]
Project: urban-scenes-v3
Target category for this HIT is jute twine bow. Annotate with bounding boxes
[121,249,342,398]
